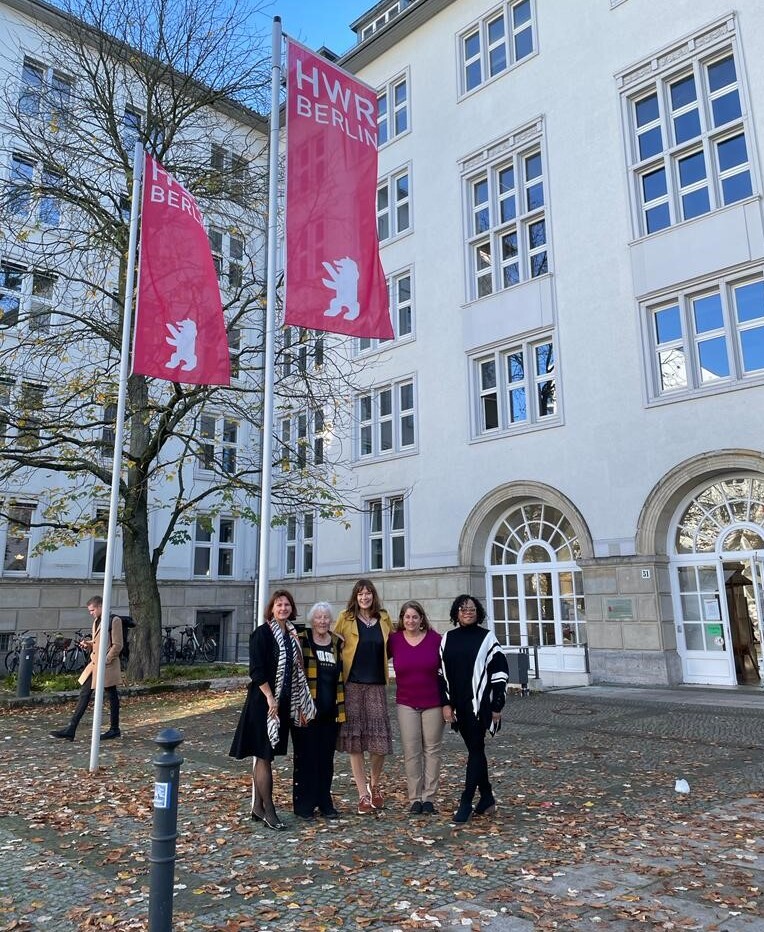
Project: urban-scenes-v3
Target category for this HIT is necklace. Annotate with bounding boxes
[358,614,376,627]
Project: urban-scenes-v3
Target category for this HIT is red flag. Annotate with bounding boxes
[285,40,393,340]
[133,153,231,386]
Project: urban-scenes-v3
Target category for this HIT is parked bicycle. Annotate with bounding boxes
[4,630,33,674]
[161,625,179,665]
[33,631,71,674]
[59,630,90,674]
[177,623,217,664]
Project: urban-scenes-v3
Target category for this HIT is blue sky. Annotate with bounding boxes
[257,1,371,55]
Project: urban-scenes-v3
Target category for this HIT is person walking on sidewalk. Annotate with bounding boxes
[388,600,443,816]
[439,594,509,824]
[50,595,123,742]
[334,579,393,815]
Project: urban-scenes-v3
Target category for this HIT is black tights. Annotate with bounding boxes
[458,715,491,803]
[252,757,279,820]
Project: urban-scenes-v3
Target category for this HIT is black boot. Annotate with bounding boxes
[50,724,76,741]
[474,792,496,816]
[101,728,121,740]
[452,793,473,824]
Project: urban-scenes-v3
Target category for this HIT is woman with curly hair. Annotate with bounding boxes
[439,594,509,824]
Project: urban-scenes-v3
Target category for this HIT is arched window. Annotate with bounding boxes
[674,477,764,554]
[487,502,585,648]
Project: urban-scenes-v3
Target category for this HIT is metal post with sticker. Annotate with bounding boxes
[149,727,184,932]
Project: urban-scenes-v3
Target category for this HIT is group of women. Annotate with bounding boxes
[229,580,510,828]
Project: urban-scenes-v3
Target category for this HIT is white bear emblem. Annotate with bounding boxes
[322,257,360,321]
[165,318,198,372]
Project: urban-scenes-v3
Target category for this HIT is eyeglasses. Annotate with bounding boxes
[458,606,477,613]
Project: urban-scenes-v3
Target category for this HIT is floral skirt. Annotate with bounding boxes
[337,682,392,755]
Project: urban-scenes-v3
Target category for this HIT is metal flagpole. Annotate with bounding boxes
[255,17,283,630]
[88,140,144,771]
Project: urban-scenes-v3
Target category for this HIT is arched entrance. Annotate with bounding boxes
[670,475,764,685]
[486,501,589,677]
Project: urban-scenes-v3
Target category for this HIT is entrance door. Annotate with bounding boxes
[727,557,764,685]
[673,562,733,685]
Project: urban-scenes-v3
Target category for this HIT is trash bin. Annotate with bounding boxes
[16,637,36,699]
[506,649,530,696]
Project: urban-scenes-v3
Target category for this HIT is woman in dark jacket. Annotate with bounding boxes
[439,594,509,824]
[292,601,345,820]
[229,590,315,830]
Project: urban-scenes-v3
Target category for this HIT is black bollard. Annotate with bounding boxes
[16,637,36,699]
[149,727,184,932]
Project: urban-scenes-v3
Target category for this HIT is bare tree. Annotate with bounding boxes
[0,0,361,678]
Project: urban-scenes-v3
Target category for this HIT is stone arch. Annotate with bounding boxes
[636,449,764,555]
[459,480,594,568]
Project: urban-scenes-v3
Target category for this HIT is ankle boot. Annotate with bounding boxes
[50,724,76,741]
[452,793,473,824]
[474,792,496,816]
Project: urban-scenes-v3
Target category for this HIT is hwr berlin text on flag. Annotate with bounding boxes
[285,40,393,340]
[133,153,231,386]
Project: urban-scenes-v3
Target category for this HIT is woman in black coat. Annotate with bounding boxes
[230,590,315,830]
[439,594,509,824]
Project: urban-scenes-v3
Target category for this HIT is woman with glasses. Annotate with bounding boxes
[439,593,509,824]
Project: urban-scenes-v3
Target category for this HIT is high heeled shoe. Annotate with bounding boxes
[250,807,264,822]
[262,810,285,831]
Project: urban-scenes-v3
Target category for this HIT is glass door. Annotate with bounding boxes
[674,562,735,685]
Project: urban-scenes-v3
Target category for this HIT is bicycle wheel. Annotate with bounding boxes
[180,641,196,664]
[200,637,216,663]
[162,638,177,665]
[33,649,46,675]
[5,651,19,674]
[50,648,66,674]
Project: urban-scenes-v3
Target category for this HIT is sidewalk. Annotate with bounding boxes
[0,684,762,931]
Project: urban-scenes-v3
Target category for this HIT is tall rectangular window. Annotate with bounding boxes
[377,168,411,242]
[366,495,406,570]
[284,512,315,577]
[196,415,239,474]
[357,378,416,459]
[17,57,73,126]
[358,269,414,353]
[2,503,34,573]
[464,134,548,300]
[279,408,326,470]
[460,1,535,95]
[645,270,764,399]
[621,27,752,237]
[377,74,408,146]
[17,382,45,449]
[193,515,235,577]
[91,507,109,574]
[472,336,558,437]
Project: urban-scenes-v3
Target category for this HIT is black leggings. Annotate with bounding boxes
[457,713,491,802]
[71,675,120,731]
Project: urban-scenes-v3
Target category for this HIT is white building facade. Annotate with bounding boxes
[272,0,764,689]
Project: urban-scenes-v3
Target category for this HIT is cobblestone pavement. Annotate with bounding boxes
[0,684,763,931]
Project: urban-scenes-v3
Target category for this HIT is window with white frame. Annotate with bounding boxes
[378,74,408,146]
[280,327,324,376]
[465,138,548,300]
[197,414,238,474]
[279,408,326,470]
[460,0,535,95]
[208,226,244,291]
[210,144,248,204]
[8,154,62,225]
[645,269,764,399]
[622,29,753,237]
[377,167,410,242]
[473,336,558,436]
[17,382,45,449]
[358,379,416,459]
[17,57,73,127]
[0,264,56,333]
[284,512,314,576]
[193,515,235,577]
[228,328,241,379]
[100,402,117,457]
[358,269,413,353]
[0,376,11,446]
[2,502,35,573]
[90,507,109,574]
[357,0,409,41]
[366,495,406,570]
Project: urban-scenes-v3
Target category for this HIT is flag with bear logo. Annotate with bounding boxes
[285,39,393,340]
[133,153,231,386]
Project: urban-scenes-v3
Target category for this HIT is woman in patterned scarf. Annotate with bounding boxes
[230,590,315,830]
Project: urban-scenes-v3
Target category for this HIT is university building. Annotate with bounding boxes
[272,0,764,689]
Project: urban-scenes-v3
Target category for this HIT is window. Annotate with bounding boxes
[473,336,557,436]
[377,168,411,242]
[210,144,249,204]
[208,227,244,291]
[193,515,235,577]
[357,0,409,41]
[228,328,241,379]
[280,408,326,470]
[357,378,416,459]
[0,377,11,446]
[465,134,548,301]
[17,57,73,127]
[17,382,45,449]
[8,154,62,225]
[366,495,406,570]
[377,74,408,146]
[460,0,535,94]
[197,415,238,474]
[100,402,117,456]
[358,269,414,353]
[0,266,56,332]
[280,327,323,376]
[2,503,34,573]
[645,270,764,399]
[91,507,109,574]
[622,32,752,237]
[284,512,314,576]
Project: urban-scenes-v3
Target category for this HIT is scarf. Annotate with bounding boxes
[267,620,316,748]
